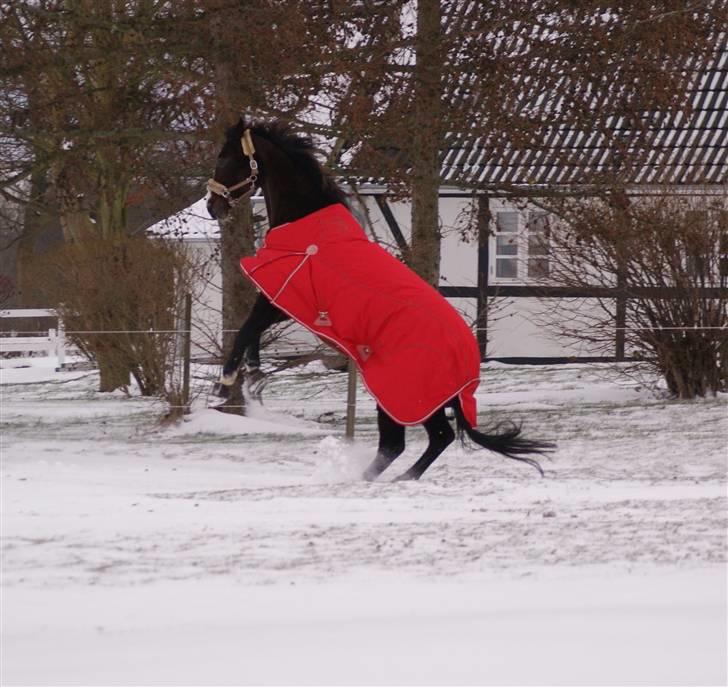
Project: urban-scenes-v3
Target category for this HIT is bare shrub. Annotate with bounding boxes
[540,193,727,398]
[33,235,199,414]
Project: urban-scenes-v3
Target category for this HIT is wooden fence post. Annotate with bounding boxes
[615,271,626,362]
[345,359,357,440]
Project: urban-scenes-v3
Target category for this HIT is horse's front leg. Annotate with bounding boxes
[217,293,288,390]
[243,335,262,372]
[237,335,265,400]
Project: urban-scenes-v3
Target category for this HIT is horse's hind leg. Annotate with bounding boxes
[394,408,454,481]
[363,406,406,481]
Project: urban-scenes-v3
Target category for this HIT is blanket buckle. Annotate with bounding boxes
[315,311,332,327]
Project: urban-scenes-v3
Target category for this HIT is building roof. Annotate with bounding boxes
[440,32,727,188]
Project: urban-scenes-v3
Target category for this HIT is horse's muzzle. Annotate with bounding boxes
[207,194,230,221]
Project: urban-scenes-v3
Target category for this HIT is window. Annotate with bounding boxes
[494,211,519,279]
[527,212,551,279]
[490,208,552,283]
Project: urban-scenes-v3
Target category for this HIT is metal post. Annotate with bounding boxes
[182,293,192,413]
[345,359,357,440]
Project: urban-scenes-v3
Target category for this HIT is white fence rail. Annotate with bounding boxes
[0,309,67,366]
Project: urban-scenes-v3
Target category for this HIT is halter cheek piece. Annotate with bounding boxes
[207,129,259,203]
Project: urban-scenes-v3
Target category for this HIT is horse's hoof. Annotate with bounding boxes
[247,368,265,384]
[219,370,238,385]
[393,471,418,482]
[211,382,231,399]
[243,372,268,403]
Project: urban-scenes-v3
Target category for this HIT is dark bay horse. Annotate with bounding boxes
[207,119,553,481]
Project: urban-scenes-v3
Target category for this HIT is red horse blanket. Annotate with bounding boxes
[240,203,480,426]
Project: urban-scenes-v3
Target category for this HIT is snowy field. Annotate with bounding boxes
[1,356,726,686]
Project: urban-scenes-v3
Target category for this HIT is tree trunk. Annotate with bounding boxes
[213,19,260,415]
[218,198,258,415]
[17,169,52,307]
[54,170,132,391]
[409,0,442,287]
[51,160,96,242]
[97,175,129,239]
[97,346,131,392]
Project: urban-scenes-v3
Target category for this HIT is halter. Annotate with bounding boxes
[207,129,259,202]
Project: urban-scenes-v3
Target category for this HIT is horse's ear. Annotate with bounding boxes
[238,115,254,132]
[224,118,245,146]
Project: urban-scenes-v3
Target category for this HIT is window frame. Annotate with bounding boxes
[489,205,552,285]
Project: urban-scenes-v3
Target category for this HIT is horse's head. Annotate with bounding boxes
[207,118,349,225]
[207,120,259,221]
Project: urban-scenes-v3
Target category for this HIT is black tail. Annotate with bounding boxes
[451,399,555,477]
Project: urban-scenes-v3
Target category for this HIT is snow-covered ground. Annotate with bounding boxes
[1,356,726,685]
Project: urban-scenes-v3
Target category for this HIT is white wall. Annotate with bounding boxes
[186,239,222,359]
[357,193,606,360]
[486,297,610,359]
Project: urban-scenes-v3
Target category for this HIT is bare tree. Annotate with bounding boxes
[1,1,214,388]
[537,192,727,398]
[198,0,341,412]
[32,234,202,411]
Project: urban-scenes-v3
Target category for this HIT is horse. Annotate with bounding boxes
[206,118,554,481]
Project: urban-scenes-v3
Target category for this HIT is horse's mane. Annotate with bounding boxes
[228,119,349,208]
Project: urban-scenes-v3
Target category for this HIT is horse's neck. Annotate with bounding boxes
[257,144,331,227]
[263,179,330,228]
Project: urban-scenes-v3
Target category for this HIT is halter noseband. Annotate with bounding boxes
[207,129,259,202]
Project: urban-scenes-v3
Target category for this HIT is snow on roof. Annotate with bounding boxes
[147,197,219,240]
